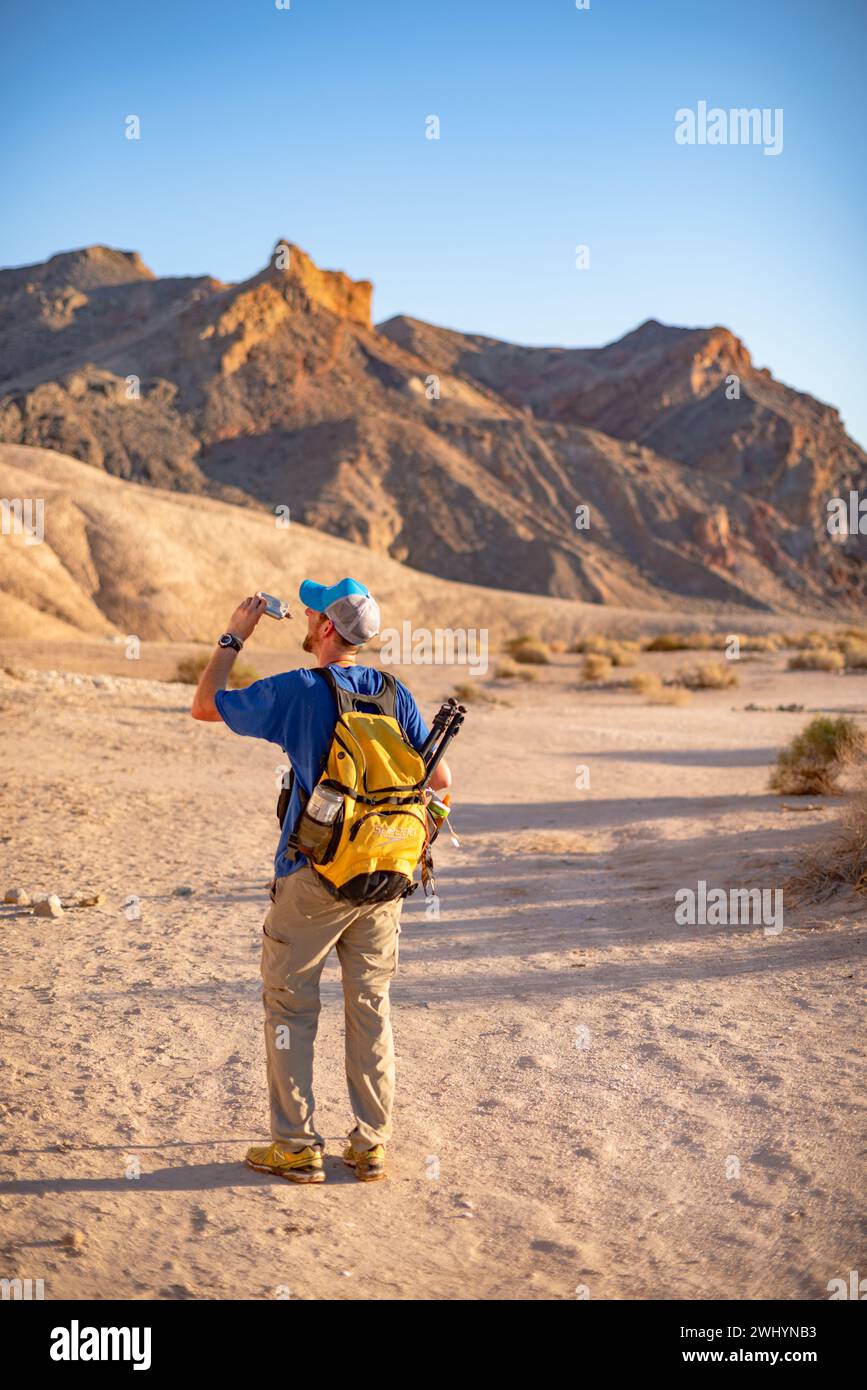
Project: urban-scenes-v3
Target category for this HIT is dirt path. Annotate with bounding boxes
[0,648,864,1300]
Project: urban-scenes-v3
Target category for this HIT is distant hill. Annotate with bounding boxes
[1,241,864,614]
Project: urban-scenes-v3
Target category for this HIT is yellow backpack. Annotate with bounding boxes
[287,668,429,904]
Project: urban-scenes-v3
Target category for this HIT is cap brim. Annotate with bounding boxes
[299,579,328,611]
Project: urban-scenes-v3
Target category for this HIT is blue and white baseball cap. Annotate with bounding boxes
[299,576,381,645]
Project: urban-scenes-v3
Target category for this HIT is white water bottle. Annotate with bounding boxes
[297,784,344,859]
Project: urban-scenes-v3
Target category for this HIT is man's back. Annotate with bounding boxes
[215,663,429,878]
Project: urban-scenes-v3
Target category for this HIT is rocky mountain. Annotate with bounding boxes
[1,240,864,614]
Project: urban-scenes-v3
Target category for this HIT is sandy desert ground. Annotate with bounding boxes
[0,637,864,1301]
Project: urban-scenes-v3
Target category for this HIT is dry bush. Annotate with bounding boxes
[454,682,496,704]
[506,637,551,665]
[742,633,783,653]
[571,634,608,653]
[573,635,636,665]
[628,671,691,705]
[769,716,864,796]
[643,631,719,652]
[548,639,568,654]
[582,653,613,682]
[643,633,692,652]
[785,630,834,651]
[174,654,258,688]
[789,757,867,900]
[786,649,845,673]
[842,641,867,670]
[493,660,538,681]
[608,644,637,667]
[648,685,691,706]
[628,670,659,695]
[677,660,740,690]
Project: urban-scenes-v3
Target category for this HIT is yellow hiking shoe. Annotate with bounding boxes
[245,1141,325,1184]
[342,1142,386,1182]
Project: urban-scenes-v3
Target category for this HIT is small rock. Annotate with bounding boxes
[62,1229,85,1250]
[75,894,104,908]
[34,895,64,918]
[4,888,31,906]
[173,886,194,897]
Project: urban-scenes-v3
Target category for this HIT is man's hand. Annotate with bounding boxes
[226,594,268,642]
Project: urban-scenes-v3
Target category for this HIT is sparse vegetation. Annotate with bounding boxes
[769,716,864,796]
[648,686,692,706]
[677,660,740,690]
[582,653,613,682]
[572,635,637,665]
[842,641,867,670]
[493,660,538,681]
[454,681,496,704]
[174,653,259,688]
[643,632,715,652]
[741,633,784,653]
[506,637,551,665]
[627,671,691,705]
[786,649,845,673]
[789,758,867,899]
[628,670,659,695]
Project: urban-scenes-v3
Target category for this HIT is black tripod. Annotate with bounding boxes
[421,697,466,787]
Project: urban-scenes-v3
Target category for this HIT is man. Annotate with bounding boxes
[191,577,451,1184]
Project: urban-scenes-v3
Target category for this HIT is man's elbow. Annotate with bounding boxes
[430,759,452,792]
[191,695,221,722]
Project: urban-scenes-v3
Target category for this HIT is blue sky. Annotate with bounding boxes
[4,0,866,445]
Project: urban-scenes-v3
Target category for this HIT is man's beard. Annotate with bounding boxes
[302,630,315,653]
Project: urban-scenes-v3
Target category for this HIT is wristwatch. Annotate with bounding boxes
[218,632,243,652]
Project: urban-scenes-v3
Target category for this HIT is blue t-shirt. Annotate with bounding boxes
[215,664,430,879]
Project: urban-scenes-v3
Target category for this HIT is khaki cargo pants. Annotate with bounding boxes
[260,863,403,1154]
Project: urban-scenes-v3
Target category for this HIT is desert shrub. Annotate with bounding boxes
[789,758,867,899]
[842,641,867,670]
[626,671,690,705]
[677,660,740,690]
[548,639,568,654]
[786,649,845,673]
[643,632,716,652]
[628,670,659,695]
[582,653,613,682]
[493,660,538,681]
[785,630,834,651]
[769,716,864,796]
[506,637,550,665]
[174,654,259,688]
[453,682,496,704]
[573,635,637,665]
[608,644,637,667]
[648,686,692,706]
[742,633,783,653]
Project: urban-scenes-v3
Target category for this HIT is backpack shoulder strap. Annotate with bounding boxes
[314,666,398,719]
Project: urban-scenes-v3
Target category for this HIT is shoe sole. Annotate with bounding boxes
[245,1158,325,1184]
[342,1160,387,1182]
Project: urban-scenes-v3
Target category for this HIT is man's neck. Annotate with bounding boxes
[317,649,357,669]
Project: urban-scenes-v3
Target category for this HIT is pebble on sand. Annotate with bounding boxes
[62,1229,86,1250]
[173,886,194,897]
[4,887,31,905]
[34,895,64,918]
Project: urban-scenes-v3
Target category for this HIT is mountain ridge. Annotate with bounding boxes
[1,239,864,615]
